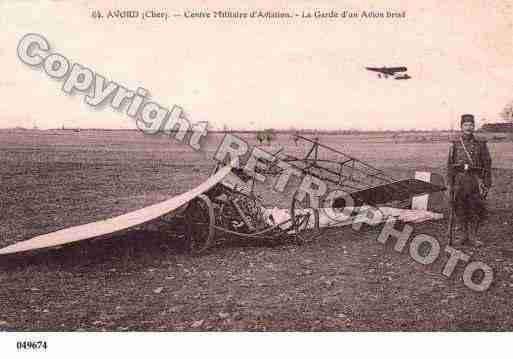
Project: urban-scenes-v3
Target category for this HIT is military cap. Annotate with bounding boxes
[460,114,475,126]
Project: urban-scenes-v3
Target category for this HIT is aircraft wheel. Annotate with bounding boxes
[185,194,215,254]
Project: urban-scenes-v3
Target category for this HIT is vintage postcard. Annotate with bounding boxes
[1,0,512,356]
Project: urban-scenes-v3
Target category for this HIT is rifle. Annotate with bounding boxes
[447,186,455,245]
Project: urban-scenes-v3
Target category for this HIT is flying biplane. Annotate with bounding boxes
[0,136,444,255]
[365,66,410,79]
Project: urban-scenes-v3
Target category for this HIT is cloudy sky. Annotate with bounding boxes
[0,0,512,130]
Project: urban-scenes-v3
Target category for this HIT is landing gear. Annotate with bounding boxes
[184,194,215,255]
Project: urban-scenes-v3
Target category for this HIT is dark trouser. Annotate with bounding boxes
[453,172,486,237]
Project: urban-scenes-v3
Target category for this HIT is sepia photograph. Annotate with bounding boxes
[0,0,512,356]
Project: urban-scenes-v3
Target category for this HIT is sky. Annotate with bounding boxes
[0,0,512,130]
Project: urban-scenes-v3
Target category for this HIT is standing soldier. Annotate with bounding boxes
[447,114,492,245]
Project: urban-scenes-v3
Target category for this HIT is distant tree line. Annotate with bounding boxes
[481,123,513,132]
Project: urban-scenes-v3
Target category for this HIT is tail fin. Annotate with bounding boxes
[411,171,446,211]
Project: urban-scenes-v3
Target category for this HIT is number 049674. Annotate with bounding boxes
[16,341,48,350]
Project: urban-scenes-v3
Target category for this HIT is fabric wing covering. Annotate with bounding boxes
[0,163,234,255]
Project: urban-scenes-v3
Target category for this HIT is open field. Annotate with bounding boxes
[0,130,512,331]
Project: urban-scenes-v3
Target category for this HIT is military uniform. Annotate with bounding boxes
[447,118,492,244]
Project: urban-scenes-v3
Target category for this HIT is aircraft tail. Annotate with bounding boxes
[411,171,447,211]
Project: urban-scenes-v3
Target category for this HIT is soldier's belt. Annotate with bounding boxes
[451,164,483,173]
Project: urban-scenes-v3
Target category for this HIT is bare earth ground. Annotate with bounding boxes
[0,130,512,331]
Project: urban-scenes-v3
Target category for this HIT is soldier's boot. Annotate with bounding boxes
[454,222,469,245]
[461,222,470,245]
[469,221,483,247]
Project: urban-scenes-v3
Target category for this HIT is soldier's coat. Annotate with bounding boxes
[447,134,492,225]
